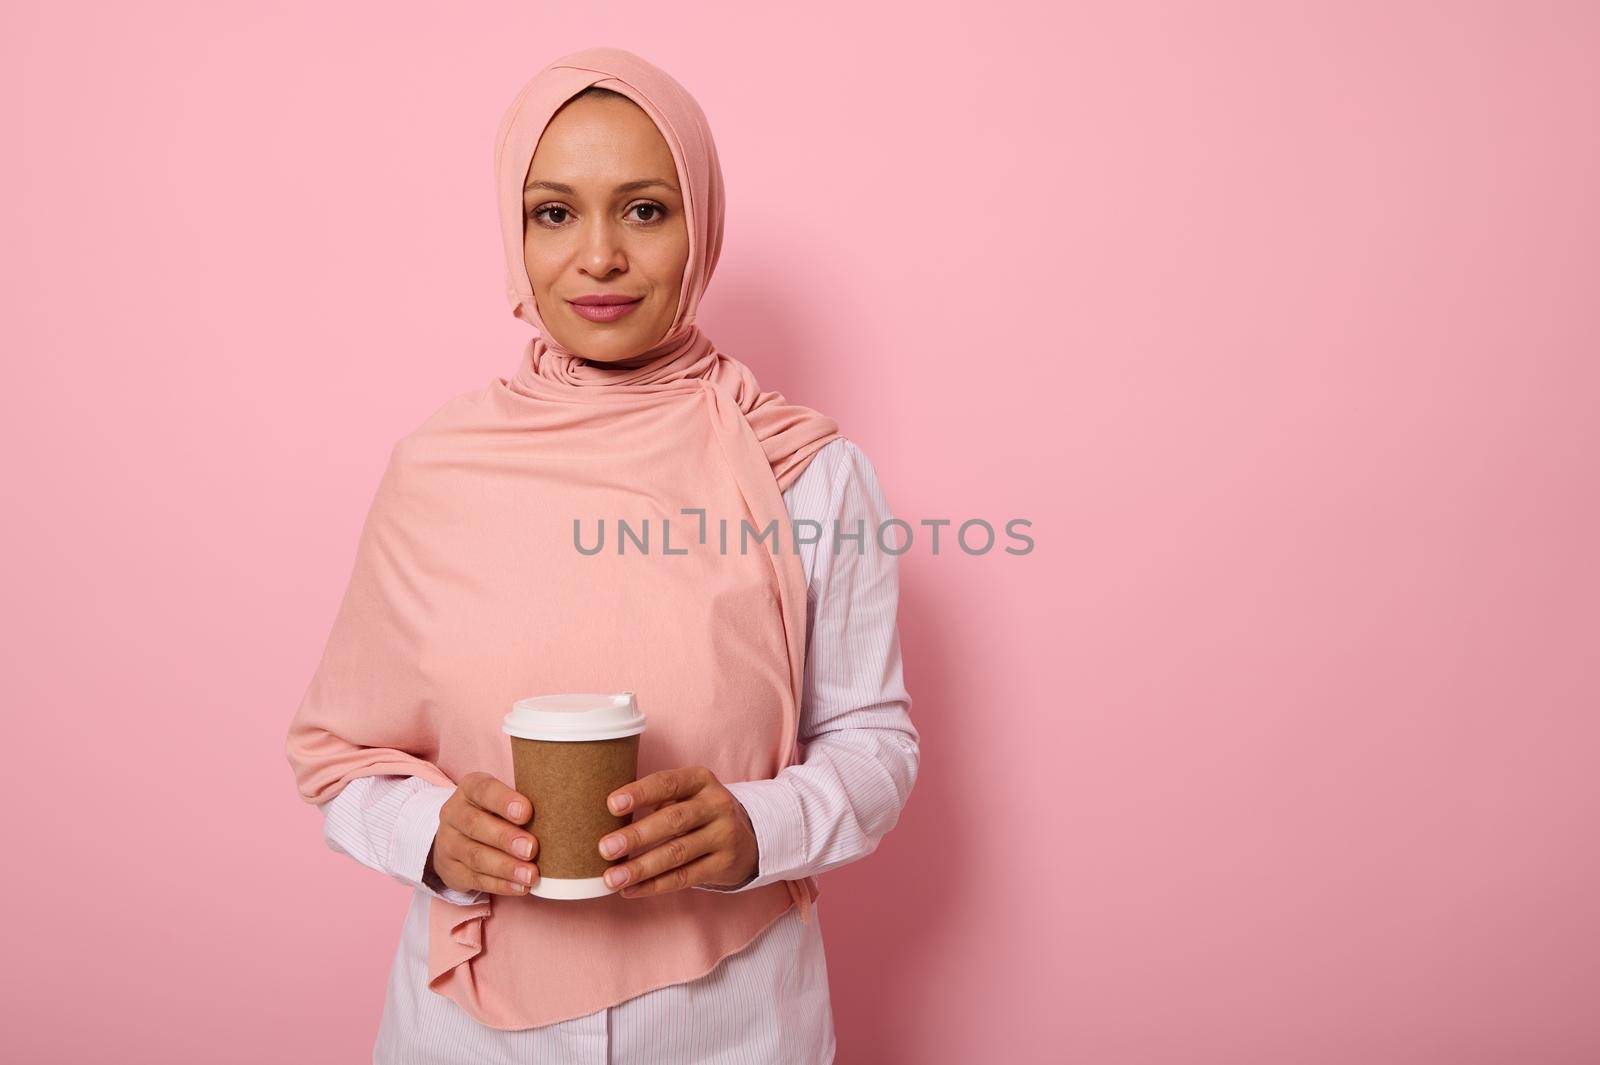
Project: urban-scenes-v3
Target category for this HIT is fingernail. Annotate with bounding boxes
[509,802,527,819]
[610,794,631,813]
[515,839,533,859]
[600,835,623,857]
[517,867,533,884]
[605,867,629,887]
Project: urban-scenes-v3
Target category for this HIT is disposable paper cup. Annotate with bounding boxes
[502,692,646,900]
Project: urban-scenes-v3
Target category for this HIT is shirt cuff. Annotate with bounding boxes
[694,778,808,893]
[392,780,487,906]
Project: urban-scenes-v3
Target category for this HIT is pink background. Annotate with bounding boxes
[5,2,1597,1062]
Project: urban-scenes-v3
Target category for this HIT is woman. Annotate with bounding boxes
[286,47,918,1065]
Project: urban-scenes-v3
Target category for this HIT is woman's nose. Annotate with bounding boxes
[579,221,628,276]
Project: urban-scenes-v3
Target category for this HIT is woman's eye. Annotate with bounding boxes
[527,203,666,227]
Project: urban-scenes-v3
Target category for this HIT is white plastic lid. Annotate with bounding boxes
[502,692,645,742]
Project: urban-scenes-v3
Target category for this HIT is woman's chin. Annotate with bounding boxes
[560,317,673,365]
[575,339,646,363]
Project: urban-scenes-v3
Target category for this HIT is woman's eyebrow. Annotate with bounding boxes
[523,179,680,195]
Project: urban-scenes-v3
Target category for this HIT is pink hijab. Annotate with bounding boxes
[285,46,840,1029]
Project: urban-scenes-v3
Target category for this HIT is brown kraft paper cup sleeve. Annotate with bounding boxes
[510,734,640,879]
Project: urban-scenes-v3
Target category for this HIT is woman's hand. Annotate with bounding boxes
[428,771,541,896]
[598,765,759,897]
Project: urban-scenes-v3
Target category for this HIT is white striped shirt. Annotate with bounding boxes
[317,436,920,1064]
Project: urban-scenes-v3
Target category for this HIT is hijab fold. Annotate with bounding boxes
[285,46,840,1030]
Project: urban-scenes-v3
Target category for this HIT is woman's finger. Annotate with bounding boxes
[463,773,532,825]
[619,849,728,899]
[438,848,534,896]
[448,797,539,863]
[606,823,720,894]
[598,794,712,861]
[442,823,540,889]
[608,765,710,815]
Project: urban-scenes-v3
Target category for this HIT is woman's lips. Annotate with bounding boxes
[568,297,643,323]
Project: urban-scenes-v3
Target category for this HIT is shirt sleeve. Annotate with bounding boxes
[320,773,488,906]
[696,437,920,893]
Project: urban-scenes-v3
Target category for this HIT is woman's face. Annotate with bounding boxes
[522,94,690,365]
